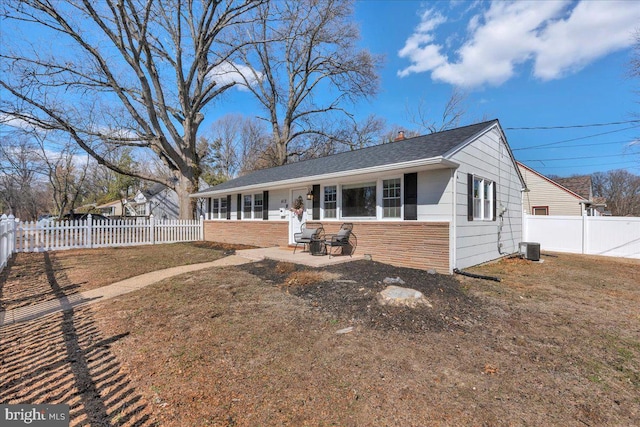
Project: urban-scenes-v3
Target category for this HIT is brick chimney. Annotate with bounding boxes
[394,130,405,141]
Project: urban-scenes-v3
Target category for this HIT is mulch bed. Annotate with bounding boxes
[242,259,485,334]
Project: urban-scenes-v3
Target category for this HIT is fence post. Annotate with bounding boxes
[0,215,7,271]
[9,215,16,255]
[582,213,589,255]
[199,215,204,241]
[150,214,155,245]
[86,214,93,249]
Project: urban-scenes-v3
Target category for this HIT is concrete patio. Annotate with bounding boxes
[236,246,364,267]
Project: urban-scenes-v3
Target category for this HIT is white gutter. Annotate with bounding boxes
[191,157,459,198]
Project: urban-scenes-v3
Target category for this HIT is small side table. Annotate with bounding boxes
[309,238,327,256]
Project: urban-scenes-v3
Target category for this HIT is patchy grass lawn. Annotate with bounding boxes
[1,246,639,426]
[0,242,246,311]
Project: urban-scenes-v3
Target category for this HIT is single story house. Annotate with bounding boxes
[95,183,180,219]
[517,162,606,216]
[96,199,126,217]
[191,119,527,273]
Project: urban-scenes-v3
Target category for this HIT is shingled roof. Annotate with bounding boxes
[193,119,499,196]
[553,176,593,200]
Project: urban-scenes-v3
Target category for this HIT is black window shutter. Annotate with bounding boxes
[312,184,320,220]
[467,173,474,221]
[403,173,417,220]
[492,183,497,221]
[237,194,242,220]
[263,191,269,220]
[207,198,212,216]
[226,195,231,220]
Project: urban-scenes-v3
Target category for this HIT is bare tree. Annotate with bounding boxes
[631,30,640,81]
[203,114,271,178]
[314,114,387,156]
[0,135,49,219]
[407,88,468,134]
[0,0,264,218]
[592,170,640,216]
[31,132,92,217]
[227,0,381,166]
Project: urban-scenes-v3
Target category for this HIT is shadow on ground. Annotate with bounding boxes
[0,253,155,426]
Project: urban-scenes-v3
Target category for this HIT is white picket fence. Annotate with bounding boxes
[1,214,17,272]
[523,214,640,259]
[0,214,204,273]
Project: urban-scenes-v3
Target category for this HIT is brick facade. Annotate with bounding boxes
[203,220,450,273]
[203,220,290,248]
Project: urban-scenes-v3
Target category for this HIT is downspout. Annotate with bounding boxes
[450,169,457,274]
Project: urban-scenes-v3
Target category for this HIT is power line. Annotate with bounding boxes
[519,153,636,162]
[523,160,638,170]
[515,139,637,151]
[512,125,640,150]
[506,119,640,130]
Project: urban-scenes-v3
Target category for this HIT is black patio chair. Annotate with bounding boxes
[325,223,357,258]
[293,222,324,254]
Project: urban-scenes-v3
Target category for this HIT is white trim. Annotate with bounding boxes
[191,157,459,198]
[450,169,457,272]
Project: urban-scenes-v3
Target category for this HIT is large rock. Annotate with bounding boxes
[377,285,433,309]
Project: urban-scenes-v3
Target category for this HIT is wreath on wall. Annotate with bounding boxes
[290,196,305,219]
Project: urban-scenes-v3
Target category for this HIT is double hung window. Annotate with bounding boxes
[323,186,337,218]
[473,176,494,220]
[253,194,263,218]
[243,195,252,219]
[382,178,401,218]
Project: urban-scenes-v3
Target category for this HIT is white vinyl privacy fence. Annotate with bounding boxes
[523,214,640,259]
[0,214,203,272]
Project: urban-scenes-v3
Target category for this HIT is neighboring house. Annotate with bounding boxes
[130,183,180,220]
[95,183,180,219]
[517,162,605,216]
[191,120,526,273]
[96,199,126,217]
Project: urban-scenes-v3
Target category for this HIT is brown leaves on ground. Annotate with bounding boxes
[2,247,639,426]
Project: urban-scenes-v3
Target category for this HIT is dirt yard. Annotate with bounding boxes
[1,244,638,426]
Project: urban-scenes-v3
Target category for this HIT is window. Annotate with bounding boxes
[342,182,376,218]
[134,203,146,216]
[323,186,337,218]
[253,193,263,218]
[473,176,494,220]
[243,195,252,218]
[532,206,548,215]
[220,197,227,218]
[212,198,219,219]
[383,178,401,218]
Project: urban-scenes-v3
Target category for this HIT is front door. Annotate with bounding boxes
[289,188,309,244]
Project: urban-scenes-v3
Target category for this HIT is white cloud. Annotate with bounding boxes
[397,0,640,88]
[0,113,39,131]
[208,62,262,91]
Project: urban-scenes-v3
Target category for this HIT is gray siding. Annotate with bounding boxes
[451,127,523,269]
[416,169,453,221]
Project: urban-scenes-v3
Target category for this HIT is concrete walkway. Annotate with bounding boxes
[0,247,361,327]
[0,255,251,327]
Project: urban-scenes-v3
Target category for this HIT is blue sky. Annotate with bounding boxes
[349,0,640,177]
[2,0,638,179]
